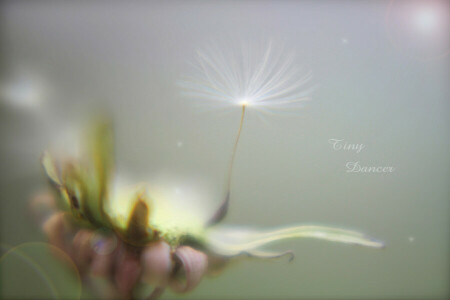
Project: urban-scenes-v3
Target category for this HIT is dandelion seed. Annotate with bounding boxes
[181,40,316,225]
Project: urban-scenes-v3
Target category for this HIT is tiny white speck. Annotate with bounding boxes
[408,236,415,242]
[174,188,181,194]
[177,141,183,147]
[341,38,349,44]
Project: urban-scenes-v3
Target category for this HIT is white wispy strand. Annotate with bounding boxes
[179,40,314,112]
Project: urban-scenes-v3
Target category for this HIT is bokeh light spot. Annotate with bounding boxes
[386,0,450,60]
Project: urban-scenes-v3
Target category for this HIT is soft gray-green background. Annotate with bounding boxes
[1,1,449,299]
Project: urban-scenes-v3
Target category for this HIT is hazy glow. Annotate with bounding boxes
[238,98,250,106]
[386,0,450,60]
[1,76,44,110]
[106,174,212,235]
[415,7,439,33]
[179,40,313,112]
